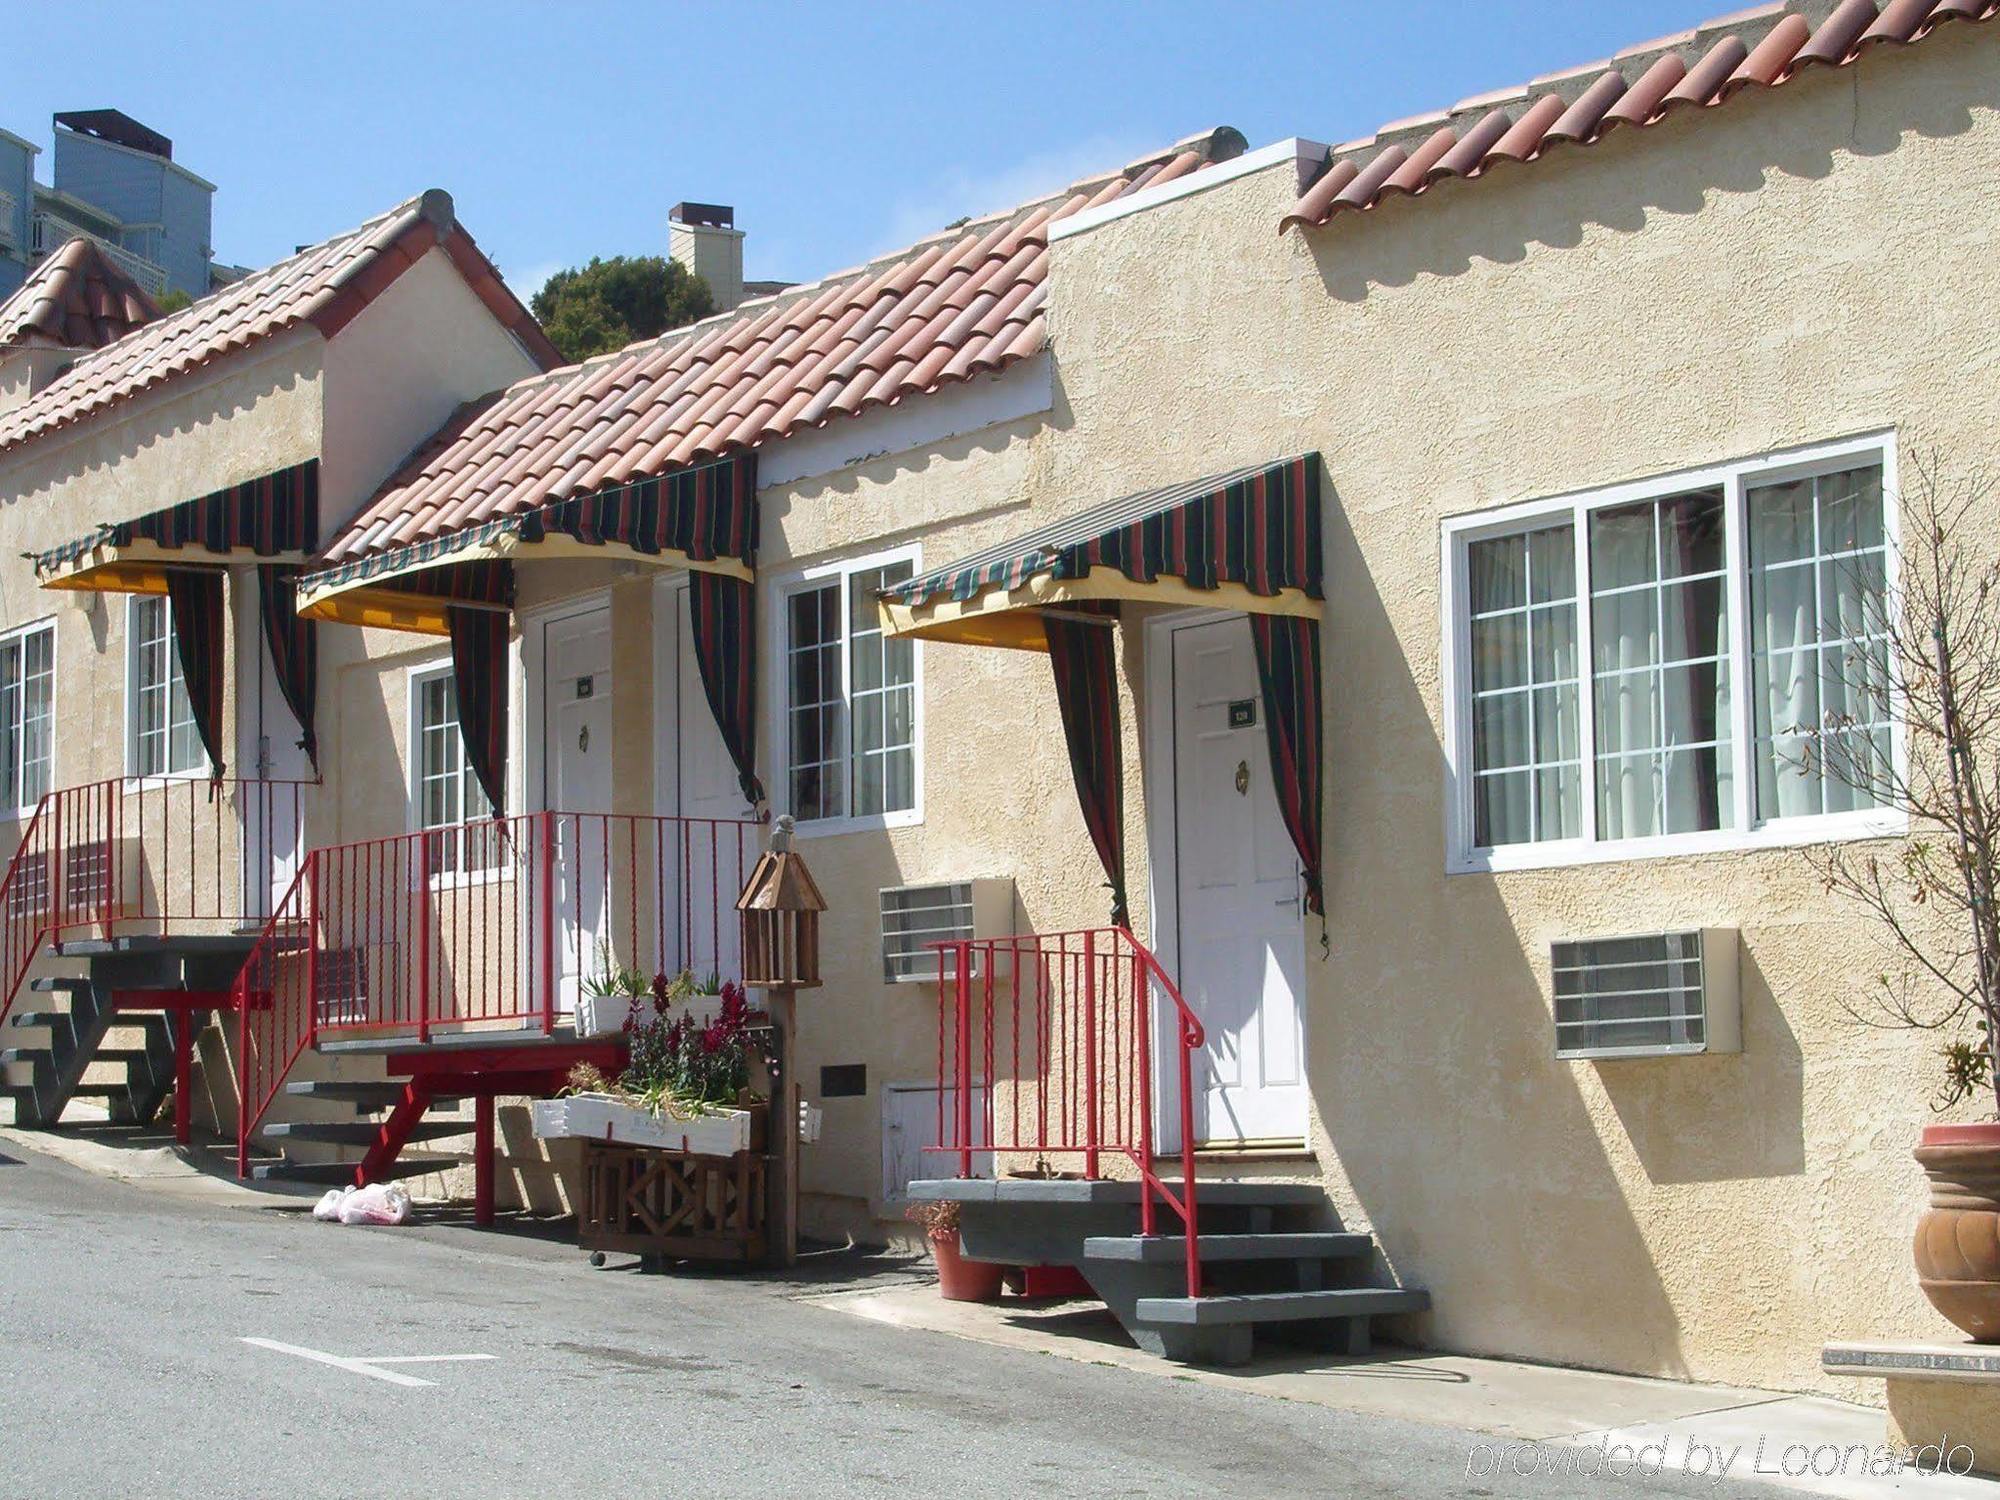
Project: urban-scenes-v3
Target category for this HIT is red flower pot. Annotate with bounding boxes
[1914,1121,2000,1342]
[928,1228,1005,1302]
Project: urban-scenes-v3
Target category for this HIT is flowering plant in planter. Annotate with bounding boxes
[621,973,757,1118]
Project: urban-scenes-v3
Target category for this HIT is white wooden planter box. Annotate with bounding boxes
[532,1093,755,1158]
[573,991,735,1039]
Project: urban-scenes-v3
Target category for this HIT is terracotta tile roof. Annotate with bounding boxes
[0,238,160,353]
[319,129,1248,572]
[0,189,560,455]
[1280,0,1998,233]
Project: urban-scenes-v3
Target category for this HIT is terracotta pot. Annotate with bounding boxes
[1914,1122,2000,1342]
[928,1228,1006,1302]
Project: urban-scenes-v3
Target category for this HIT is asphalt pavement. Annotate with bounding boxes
[0,1138,1796,1499]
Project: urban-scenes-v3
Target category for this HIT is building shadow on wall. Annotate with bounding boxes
[1302,38,1996,305]
[1595,946,1805,1184]
[1310,485,1696,1378]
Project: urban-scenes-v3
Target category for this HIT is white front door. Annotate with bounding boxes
[1163,614,1308,1146]
[541,604,614,1012]
[236,577,309,919]
[656,579,756,981]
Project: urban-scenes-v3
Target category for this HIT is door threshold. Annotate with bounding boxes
[1171,1141,1317,1163]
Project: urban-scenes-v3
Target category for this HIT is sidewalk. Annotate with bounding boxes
[813,1285,1999,1499]
[0,1111,317,1210]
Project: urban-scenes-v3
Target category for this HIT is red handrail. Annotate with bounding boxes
[235,808,762,1176]
[0,775,315,1034]
[929,924,1208,1298]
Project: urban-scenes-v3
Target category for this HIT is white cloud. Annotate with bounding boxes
[867,132,1153,259]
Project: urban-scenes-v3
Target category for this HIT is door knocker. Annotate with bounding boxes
[1234,759,1250,796]
[579,724,591,753]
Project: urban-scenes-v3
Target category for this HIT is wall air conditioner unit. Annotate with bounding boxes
[879,878,1015,984]
[1550,928,1740,1060]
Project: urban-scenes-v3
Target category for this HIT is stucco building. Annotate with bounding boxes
[0,0,1994,1397]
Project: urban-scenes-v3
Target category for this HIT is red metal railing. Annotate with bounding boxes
[930,926,1208,1298]
[234,809,761,1174]
[0,776,313,1031]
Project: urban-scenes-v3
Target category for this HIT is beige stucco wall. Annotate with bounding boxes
[1026,24,2000,1395]
[0,330,324,809]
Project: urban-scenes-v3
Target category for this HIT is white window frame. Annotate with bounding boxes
[124,594,208,783]
[406,659,505,885]
[1442,431,1905,874]
[767,544,923,838]
[0,616,56,817]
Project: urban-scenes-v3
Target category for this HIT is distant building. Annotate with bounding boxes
[0,110,227,303]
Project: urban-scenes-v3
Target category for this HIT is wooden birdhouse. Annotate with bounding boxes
[736,817,825,990]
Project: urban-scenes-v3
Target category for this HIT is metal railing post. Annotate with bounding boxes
[539,812,557,1035]
[954,940,973,1179]
[1132,941,1156,1237]
[416,833,432,1043]
[1179,1029,1200,1298]
[305,856,321,1050]
[236,966,251,1180]
[1083,929,1100,1180]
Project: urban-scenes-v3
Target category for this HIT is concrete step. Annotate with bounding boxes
[282,1080,421,1107]
[93,1048,154,1066]
[0,1046,54,1067]
[262,1121,471,1147]
[10,1011,69,1030]
[250,1156,461,1186]
[910,1177,1325,1208]
[1083,1232,1374,1264]
[1133,1287,1431,1327]
[29,977,89,995]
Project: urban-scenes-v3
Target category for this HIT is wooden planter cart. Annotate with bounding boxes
[568,1102,771,1266]
[534,819,826,1270]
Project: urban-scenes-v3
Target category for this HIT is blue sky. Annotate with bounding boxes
[7,1,1727,300]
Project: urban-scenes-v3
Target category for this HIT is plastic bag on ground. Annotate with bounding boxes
[335,1182,413,1226]
[312,1188,349,1222]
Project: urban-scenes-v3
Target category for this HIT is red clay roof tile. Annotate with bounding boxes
[1280,1,1998,233]
[319,128,1247,574]
[0,189,559,455]
[0,238,159,354]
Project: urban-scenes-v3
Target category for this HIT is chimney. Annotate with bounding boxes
[669,202,744,315]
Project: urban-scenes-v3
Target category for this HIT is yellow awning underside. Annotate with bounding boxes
[37,540,304,597]
[878,567,1321,652]
[296,533,755,637]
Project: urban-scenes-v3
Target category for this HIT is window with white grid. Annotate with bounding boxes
[1445,437,1897,870]
[781,551,918,830]
[0,620,54,811]
[1749,464,1891,819]
[128,596,202,777]
[412,666,498,875]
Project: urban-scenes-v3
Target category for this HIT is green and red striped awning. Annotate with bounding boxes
[879,454,1322,650]
[294,452,758,636]
[34,459,318,595]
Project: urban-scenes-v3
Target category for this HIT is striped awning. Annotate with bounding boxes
[295,452,758,635]
[33,459,318,594]
[879,455,1322,650]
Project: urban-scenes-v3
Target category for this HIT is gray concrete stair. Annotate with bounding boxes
[1083,1232,1374,1263]
[1135,1287,1432,1324]
[262,1120,470,1147]
[910,1176,1431,1368]
[251,1155,462,1186]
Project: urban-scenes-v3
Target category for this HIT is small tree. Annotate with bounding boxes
[530,255,713,363]
[1807,453,2000,1115]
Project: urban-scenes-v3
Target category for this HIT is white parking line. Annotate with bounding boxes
[240,1337,496,1388]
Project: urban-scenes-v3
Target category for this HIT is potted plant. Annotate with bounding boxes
[535,971,768,1157]
[574,940,655,1039]
[906,1198,1005,1302]
[1806,455,2000,1341]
